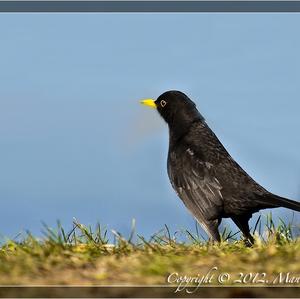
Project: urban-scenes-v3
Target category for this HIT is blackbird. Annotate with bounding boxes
[140,90,300,243]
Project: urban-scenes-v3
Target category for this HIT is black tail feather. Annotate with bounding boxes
[259,193,300,212]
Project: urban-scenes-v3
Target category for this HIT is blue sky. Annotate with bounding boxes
[0,13,300,240]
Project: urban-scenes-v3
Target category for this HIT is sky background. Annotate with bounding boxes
[0,13,300,241]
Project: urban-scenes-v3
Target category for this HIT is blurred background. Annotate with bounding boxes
[0,13,300,240]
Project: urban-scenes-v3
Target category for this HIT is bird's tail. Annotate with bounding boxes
[258,193,300,212]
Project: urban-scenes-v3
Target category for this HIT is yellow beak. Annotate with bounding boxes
[140,99,157,109]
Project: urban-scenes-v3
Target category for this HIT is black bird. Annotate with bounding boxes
[140,90,300,244]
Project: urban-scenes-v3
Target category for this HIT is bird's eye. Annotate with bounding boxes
[160,100,167,108]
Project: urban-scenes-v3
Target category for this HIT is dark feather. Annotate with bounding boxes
[167,144,224,223]
[256,193,300,212]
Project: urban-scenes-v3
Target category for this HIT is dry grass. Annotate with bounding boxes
[0,214,299,286]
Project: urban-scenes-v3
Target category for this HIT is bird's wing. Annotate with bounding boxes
[167,147,224,221]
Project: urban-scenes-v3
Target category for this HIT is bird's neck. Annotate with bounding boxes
[168,114,204,147]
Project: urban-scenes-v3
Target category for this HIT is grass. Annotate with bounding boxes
[0,213,299,286]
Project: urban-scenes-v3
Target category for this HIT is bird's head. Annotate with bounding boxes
[140,90,204,130]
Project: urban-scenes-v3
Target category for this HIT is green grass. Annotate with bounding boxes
[0,214,299,286]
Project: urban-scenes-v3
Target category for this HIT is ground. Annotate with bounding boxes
[0,216,299,297]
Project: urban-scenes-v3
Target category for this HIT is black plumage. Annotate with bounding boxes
[150,90,300,243]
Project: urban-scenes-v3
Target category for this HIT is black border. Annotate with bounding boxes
[0,1,300,12]
[0,286,300,298]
